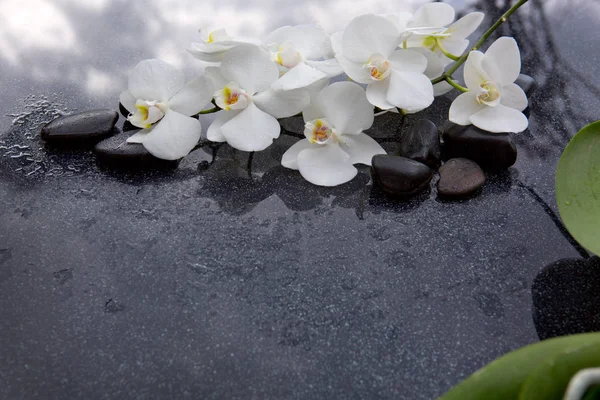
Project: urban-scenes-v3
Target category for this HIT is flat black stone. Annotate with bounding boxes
[515,74,538,98]
[438,158,485,198]
[532,257,600,340]
[94,131,177,168]
[371,155,433,197]
[442,124,518,171]
[41,109,118,142]
[398,118,441,168]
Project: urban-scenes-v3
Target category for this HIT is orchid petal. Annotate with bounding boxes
[304,59,344,78]
[119,90,136,114]
[388,49,428,73]
[253,88,310,118]
[449,91,484,125]
[446,12,484,39]
[386,69,434,112]
[501,83,528,112]
[463,50,488,91]
[330,31,343,56]
[342,14,400,63]
[482,37,521,85]
[434,81,453,96]
[220,44,279,94]
[221,103,280,151]
[134,110,201,160]
[281,139,321,170]
[266,25,331,60]
[366,79,395,110]
[315,82,374,134]
[296,144,358,186]
[341,133,386,165]
[128,59,184,103]
[470,104,528,133]
[207,111,238,142]
[409,47,444,78]
[168,77,213,116]
[411,3,455,28]
[126,130,149,144]
[271,62,328,91]
[335,55,372,84]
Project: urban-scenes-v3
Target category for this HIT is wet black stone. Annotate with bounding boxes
[94,131,177,168]
[515,74,537,98]
[41,109,118,142]
[532,257,600,340]
[442,124,518,171]
[119,102,130,118]
[438,158,485,198]
[398,118,441,168]
[371,155,433,197]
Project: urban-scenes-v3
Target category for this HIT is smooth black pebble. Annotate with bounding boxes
[532,257,600,340]
[94,131,177,168]
[515,74,537,98]
[41,109,118,143]
[438,158,485,198]
[398,118,441,168]
[371,155,433,197]
[442,124,517,171]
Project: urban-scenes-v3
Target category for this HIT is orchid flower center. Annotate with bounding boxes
[305,118,335,144]
[272,41,303,69]
[203,28,231,44]
[214,82,249,111]
[128,99,167,129]
[477,82,501,106]
[365,54,391,81]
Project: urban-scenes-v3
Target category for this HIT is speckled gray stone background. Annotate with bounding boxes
[0,0,598,399]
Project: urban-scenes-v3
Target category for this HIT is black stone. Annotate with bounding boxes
[41,109,118,142]
[94,131,177,168]
[532,257,600,340]
[438,158,485,198]
[442,124,518,170]
[515,74,537,98]
[371,155,433,197]
[398,118,441,168]
[119,102,131,118]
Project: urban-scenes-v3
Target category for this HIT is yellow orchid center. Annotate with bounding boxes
[214,82,249,111]
[305,119,335,144]
[273,41,303,69]
[128,99,166,129]
[365,54,391,81]
[477,82,501,106]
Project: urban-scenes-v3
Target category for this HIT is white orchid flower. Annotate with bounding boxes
[402,3,484,66]
[206,44,310,152]
[281,82,386,187]
[188,28,260,63]
[449,37,528,133]
[119,59,213,160]
[265,25,343,91]
[335,14,434,113]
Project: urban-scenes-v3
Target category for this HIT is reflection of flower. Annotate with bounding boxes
[120,59,213,160]
[282,82,385,186]
[334,14,434,113]
[206,44,309,152]
[449,37,528,133]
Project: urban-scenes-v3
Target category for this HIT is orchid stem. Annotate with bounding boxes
[445,77,469,93]
[435,38,460,61]
[430,0,530,85]
[193,106,221,117]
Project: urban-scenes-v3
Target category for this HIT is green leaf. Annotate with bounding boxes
[438,333,600,400]
[519,343,600,400]
[556,121,600,256]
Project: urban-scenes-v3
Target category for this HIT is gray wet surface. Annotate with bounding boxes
[1,0,599,399]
